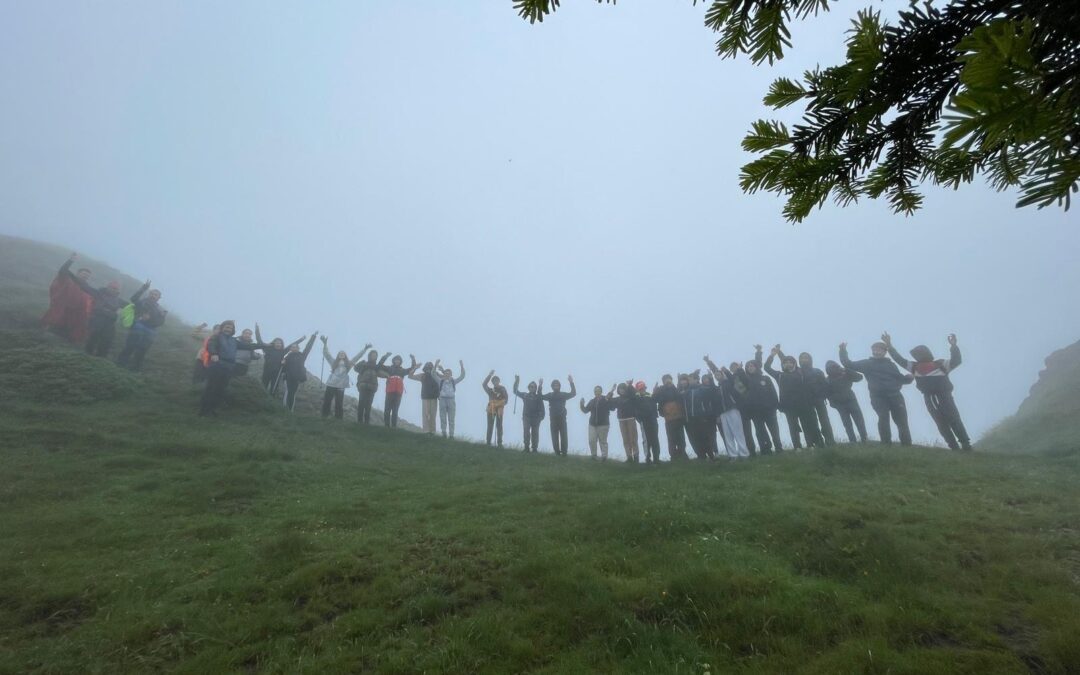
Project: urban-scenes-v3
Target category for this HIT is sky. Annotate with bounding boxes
[2,1,1077,452]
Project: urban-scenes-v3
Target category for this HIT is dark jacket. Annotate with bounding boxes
[67,272,127,320]
[715,377,740,414]
[613,391,639,420]
[541,387,575,417]
[764,354,813,413]
[839,347,911,397]
[583,396,616,426]
[354,359,383,390]
[653,384,685,421]
[130,285,166,329]
[420,370,440,400]
[206,333,261,366]
[740,349,780,412]
[282,335,318,382]
[515,387,546,421]
[824,361,863,407]
[682,384,715,419]
[801,365,829,403]
[635,392,659,422]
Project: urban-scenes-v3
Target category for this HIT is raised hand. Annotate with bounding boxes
[567,374,574,383]
[69,252,78,261]
[839,342,847,351]
[319,335,328,344]
[364,342,372,350]
[881,332,892,345]
[947,333,957,346]
[753,344,762,351]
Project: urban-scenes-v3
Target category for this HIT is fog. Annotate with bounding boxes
[2,1,1077,451]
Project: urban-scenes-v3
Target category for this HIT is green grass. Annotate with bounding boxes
[2,235,1080,673]
[1,333,1079,673]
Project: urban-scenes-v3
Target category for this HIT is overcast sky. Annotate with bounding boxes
[2,1,1077,451]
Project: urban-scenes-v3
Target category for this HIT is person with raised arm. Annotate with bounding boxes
[883,332,971,451]
[635,381,662,464]
[741,346,785,453]
[254,323,304,394]
[611,381,641,463]
[281,332,319,411]
[580,384,616,460]
[764,344,825,450]
[59,254,129,357]
[839,337,913,446]
[41,253,93,345]
[514,376,546,452]
[116,279,167,371]
[540,375,576,456]
[682,370,718,460]
[354,350,390,425]
[432,359,466,438]
[653,374,688,461]
[704,356,750,459]
[825,360,869,443]
[409,362,441,434]
[798,352,835,445]
[482,371,509,447]
[233,328,262,377]
[198,320,266,417]
[379,354,418,428]
[319,336,370,420]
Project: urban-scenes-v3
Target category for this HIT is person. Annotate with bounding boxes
[116,281,167,371]
[281,333,319,411]
[728,361,758,455]
[704,356,750,459]
[354,350,390,424]
[612,382,641,463]
[320,337,369,419]
[740,348,785,453]
[433,360,466,438]
[410,362,441,434]
[482,371,509,446]
[514,376,546,452]
[540,376,576,456]
[379,354,418,428]
[199,320,264,417]
[682,371,718,460]
[653,375,688,460]
[580,385,616,460]
[60,258,130,357]
[192,324,219,384]
[798,352,835,445]
[765,345,825,449]
[635,381,662,464]
[41,253,93,344]
[233,328,262,377]
[254,324,304,394]
[825,360,869,443]
[884,332,972,450]
[839,337,913,445]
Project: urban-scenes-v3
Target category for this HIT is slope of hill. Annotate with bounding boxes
[980,339,1080,456]
[1,236,1079,673]
[0,234,415,427]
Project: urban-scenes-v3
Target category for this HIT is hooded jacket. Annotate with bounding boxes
[798,354,830,403]
[764,353,813,412]
[887,343,961,396]
[824,361,863,407]
[582,396,616,426]
[682,384,715,419]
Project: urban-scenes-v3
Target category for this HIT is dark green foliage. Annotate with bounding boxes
[515,0,1080,221]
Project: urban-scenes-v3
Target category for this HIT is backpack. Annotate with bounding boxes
[120,303,136,328]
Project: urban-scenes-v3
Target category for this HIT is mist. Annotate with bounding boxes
[2,1,1077,451]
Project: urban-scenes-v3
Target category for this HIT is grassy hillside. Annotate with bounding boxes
[0,234,413,426]
[981,339,1080,456]
[1,237,1079,673]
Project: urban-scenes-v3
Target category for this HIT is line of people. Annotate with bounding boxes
[42,254,971,453]
[41,253,168,370]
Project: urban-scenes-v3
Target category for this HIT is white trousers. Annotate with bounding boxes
[588,424,610,458]
[439,397,456,436]
[719,409,749,458]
